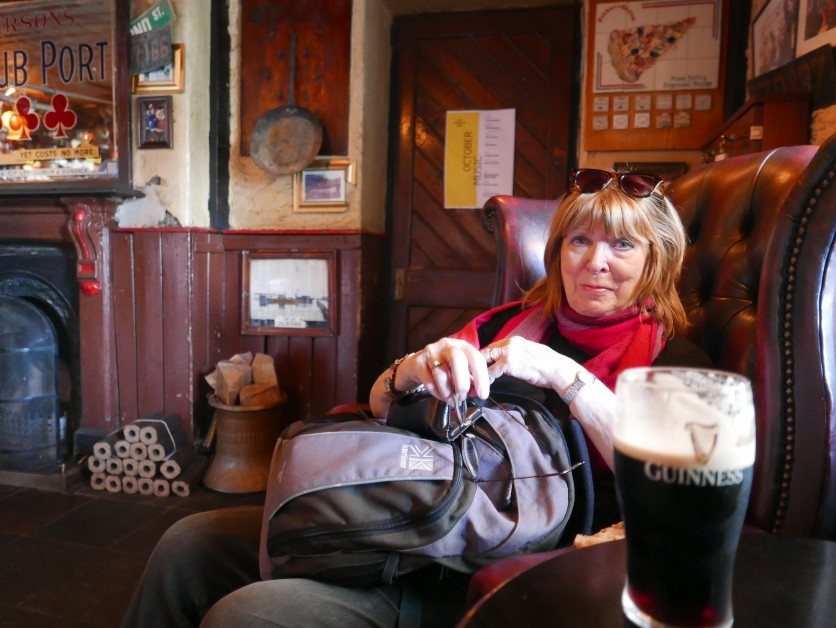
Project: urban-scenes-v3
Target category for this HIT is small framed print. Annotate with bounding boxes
[293,157,354,213]
[132,44,185,94]
[136,96,173,149]
[612,114,629,130]
[242,250,338,337]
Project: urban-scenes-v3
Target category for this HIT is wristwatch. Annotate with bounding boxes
[562,370,596,405]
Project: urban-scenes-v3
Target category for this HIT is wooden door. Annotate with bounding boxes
[387,7,579,358]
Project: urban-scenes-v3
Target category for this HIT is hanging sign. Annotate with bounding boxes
[129,0,176,35]
[444,109,515,209]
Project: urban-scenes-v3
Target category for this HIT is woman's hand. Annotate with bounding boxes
[369,338,492,419]
[481,336,576,392]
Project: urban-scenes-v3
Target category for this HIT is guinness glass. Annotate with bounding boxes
[614,367,755,628]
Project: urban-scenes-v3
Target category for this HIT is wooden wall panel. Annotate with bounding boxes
[111,232,138,425]
[109,230,385,441]
[191,232,220,434]
[133,232,165,418]
[161,232,194,432]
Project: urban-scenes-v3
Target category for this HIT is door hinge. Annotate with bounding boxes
[394,268,405,302]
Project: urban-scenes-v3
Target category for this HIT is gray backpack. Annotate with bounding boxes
[258,391,593,586]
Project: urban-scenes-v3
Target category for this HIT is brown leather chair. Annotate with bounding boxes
[481,138,836,541]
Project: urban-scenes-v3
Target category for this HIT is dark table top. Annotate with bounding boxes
[457,533,836,628]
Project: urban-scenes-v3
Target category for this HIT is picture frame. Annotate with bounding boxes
[136,96,173,149]
[796,0,836,57]
[132,44,185,94]
[293,157,354,213]
[242,250,338,337]
[753,0,799,77]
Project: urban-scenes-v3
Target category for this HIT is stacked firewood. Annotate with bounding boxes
[87,412,208,497]
[205,352,282,406]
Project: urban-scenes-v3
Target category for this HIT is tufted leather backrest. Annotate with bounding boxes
[482,139,836,539]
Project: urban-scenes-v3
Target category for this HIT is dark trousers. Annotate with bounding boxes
[120,506,403,628]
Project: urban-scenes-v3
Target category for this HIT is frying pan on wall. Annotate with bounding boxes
[249,32,323,176]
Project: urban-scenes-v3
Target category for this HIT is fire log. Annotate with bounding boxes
[160,446,196,480]
[152,478,171,497]
[105,457,123,475]
[129,442,148,460]
[123,458,140,477]
[90,473,106,491]
[88,456,106,474]
[137,459,156,478]
[105,475,121,493]
[122,475,138,494]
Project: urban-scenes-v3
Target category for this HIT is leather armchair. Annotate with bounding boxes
[481,138,836,541]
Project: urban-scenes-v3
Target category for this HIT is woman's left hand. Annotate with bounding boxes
[481,336,576,392]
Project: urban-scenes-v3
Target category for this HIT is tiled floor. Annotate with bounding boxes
[0,476,265,628]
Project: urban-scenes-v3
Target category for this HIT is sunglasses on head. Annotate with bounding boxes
[570,169,664,199]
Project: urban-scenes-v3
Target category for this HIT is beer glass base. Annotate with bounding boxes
[621,585,733,628]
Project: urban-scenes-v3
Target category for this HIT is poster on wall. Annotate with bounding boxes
[443,109,515,209]
[796,0,836,57]
[753,0,799,77]
[592,0,722,93]
[0,0,130,194]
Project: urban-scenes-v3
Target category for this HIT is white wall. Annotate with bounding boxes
[129,1,211,228]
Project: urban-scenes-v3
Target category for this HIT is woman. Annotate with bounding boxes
[122,169,710,628]
[371,168,709,521]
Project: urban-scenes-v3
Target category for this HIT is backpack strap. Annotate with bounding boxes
[560,418,594,540]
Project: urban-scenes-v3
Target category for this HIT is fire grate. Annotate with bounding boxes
[0,295,61,471]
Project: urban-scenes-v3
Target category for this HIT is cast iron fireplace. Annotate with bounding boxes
[0,243,80,472]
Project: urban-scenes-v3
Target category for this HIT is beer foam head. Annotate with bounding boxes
[614,367,755,470]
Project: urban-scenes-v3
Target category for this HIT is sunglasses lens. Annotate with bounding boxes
[620,174,660,197]
[573,169,612,193]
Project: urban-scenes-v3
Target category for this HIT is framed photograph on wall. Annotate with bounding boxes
[797,0,836,57]
[753,0,799,76]
[132,44,185,93]
[242,250,338,337]
[136,96,173,149]
[293,157,354,213]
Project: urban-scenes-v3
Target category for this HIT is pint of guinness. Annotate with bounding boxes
[614,368,755,628]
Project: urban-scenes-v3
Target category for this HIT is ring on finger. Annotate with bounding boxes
[431,360,445,369]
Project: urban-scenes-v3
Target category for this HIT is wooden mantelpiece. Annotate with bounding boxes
[0,198,121,449]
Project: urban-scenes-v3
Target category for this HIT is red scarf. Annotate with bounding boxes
[555,301,666,391]
[452,301,666,388]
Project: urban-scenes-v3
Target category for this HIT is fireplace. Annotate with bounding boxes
[0,197,120,489]
[0,243,80,472]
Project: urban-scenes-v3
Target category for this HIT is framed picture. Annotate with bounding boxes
[797,0,836,57]
[242,251,338,337]
[0,0,131,195]
[293,157,354,213]
[132,44,185,94]
[753,0,799,76]
[136,96,173,149]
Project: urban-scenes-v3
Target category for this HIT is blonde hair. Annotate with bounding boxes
[523,186,688,335]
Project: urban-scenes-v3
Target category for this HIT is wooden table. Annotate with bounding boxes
[458,534,836,627]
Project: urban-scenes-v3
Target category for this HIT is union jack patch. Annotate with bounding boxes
[408,444,433,471]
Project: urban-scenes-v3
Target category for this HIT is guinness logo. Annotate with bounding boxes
[686,422,719,464]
